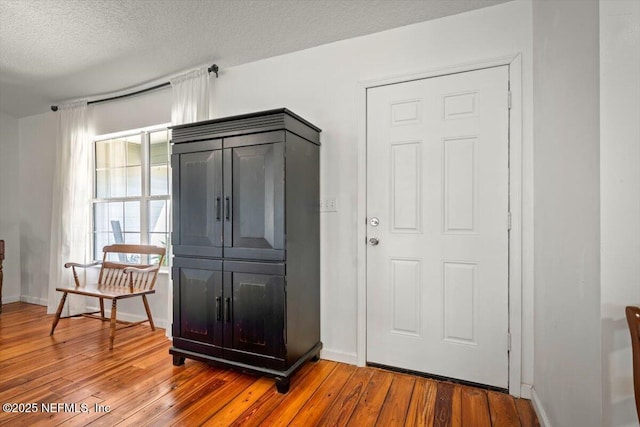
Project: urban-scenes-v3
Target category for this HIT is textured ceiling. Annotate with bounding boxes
[0,0,509,118]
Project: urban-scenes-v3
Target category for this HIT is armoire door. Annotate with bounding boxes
[172,139,223,258]
[173,259,223,356]
[222,270,286,361]
[223,142,285,260]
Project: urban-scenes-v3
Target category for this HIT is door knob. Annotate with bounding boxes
[368,237,380,246]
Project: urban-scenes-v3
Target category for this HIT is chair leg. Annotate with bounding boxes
[50,293,68,336]
[109,299,117,350]
[99,298,105,318]
[142,295,155,331]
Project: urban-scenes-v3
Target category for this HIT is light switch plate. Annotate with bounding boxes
[319,197,337,212]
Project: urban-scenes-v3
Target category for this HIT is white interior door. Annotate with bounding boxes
[366,66,510,388]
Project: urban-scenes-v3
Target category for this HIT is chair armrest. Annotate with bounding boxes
[64,261,102,269]
[65,261,102,287]
[123,265,160,274]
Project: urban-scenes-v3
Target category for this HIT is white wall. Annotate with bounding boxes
[211,0,534,373]
[0,111,21,304]
[89,89,171,136]
[532,1,602,426]
[15,0,535,390]
[600,1,640,426]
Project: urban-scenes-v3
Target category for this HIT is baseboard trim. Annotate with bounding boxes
[2,295,21,305]
[320,348,358,365]
[20,295,47,306]
[531,387,552,427]
[520,383,533,399]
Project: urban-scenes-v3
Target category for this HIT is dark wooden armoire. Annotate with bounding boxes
[169,109,321,393]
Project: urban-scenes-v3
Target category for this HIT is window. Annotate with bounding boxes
[92,125,170,265]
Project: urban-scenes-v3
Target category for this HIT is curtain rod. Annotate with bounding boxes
[50,64,219,112]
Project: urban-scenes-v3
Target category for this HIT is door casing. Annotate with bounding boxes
[356,54,525,397]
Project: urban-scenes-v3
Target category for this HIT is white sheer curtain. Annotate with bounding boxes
[47,101,91,315]
[170,67,210,125]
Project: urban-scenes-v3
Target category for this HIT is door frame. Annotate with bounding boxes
[356,54,524,396]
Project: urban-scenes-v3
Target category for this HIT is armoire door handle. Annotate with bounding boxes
[215,296,222,321]
[225,197,230,221]
[216,197,221,221]
[225,297,231,322]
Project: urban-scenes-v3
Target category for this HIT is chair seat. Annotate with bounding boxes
[56,283,156,299]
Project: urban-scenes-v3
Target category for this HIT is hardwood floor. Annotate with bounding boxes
[0,302,539,426]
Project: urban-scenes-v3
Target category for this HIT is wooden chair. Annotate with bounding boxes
[626,306,640,422]
[50,244,166,350]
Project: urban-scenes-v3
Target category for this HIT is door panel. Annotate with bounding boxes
[389,258,421,335]
[366,66,510,388]
[223,271,285,359]
[390,141,422,233]
[223,143,285,260]
[173,149,223,258]
[174,265,223,355]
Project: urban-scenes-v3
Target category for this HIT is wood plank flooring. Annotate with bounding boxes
[0,302,539,426]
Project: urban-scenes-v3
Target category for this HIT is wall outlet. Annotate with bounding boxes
[319,197,337,212]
